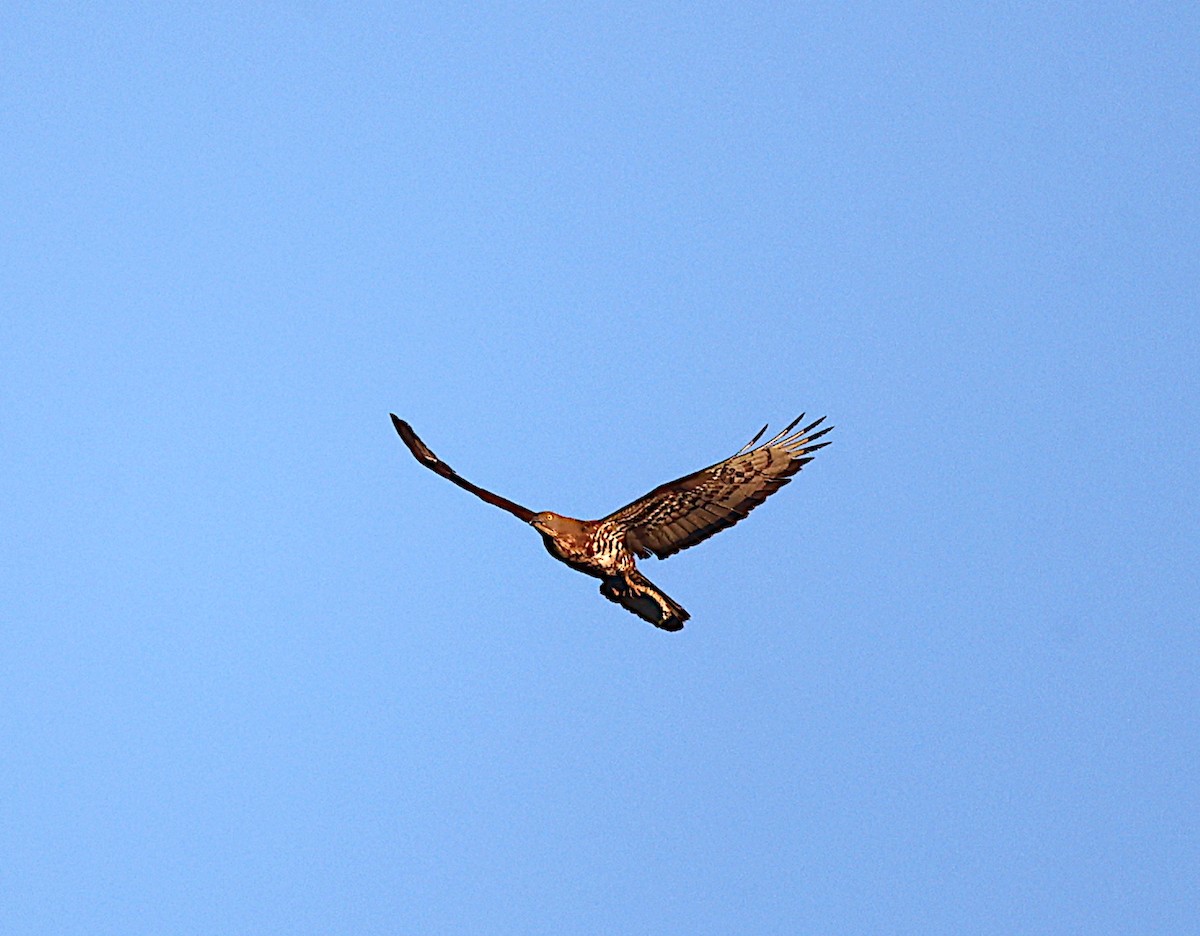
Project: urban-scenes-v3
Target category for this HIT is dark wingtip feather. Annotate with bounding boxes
[760,413,806,449]
[798,440,833,457]
[781,412,806,435]
[390,415,438,465]
[798,415,827,436]
[741,422,769,452]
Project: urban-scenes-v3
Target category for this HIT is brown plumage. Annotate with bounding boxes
[390,413,832,632]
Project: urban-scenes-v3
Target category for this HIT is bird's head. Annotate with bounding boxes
[530,511,571,535]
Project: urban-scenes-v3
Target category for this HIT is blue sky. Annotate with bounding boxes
[3,4,1196,933]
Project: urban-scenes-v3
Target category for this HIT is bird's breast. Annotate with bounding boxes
[539,533,604,578]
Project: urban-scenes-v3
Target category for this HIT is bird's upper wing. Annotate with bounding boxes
[390,415,537,523]
[603,415,832,560]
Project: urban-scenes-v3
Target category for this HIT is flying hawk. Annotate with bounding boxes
[390,413,832,631]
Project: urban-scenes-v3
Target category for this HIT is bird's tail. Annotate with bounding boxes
[600,570,690,632]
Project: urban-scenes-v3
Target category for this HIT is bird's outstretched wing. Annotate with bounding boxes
[604,415,832,560]
[390,415,537,523]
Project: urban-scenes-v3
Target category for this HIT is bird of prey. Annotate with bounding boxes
[390,413,832,631]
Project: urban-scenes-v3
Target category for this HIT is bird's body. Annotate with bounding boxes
[528,511,689,629]
[390,413,832,632]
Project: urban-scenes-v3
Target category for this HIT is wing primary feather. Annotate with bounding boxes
[798,425,835,446]
[794,415,827,437]
[783,424,833,450]
[735,423,770,456]
[763,413,806,448]
[796,444,835,463]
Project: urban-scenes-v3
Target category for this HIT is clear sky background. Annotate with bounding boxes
[3,4,1196,934]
